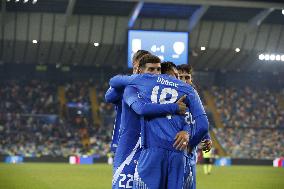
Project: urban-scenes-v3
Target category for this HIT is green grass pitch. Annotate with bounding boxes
[0,163,284,189]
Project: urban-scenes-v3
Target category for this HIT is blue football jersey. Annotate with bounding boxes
[111,102,122,153]
[110,82,182,188]
[112,81,179,167]
[110,74,206,151]
[105,87,123,153]
[185,110,198,165]
[112,101,140,168]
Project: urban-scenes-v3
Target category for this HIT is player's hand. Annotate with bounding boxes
[173,131,189,151]
[201,139,212,153]
[176,95,187,115]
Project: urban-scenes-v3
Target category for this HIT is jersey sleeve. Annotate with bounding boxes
[189,114,209,148]
[202,132,211,141]
[109,74,138,90]
[183,87,208,148]
[123,86,179,117]
[185,88,206,119]
[110,110,121,153]
[105,87,123,103]
[182,124,191,135]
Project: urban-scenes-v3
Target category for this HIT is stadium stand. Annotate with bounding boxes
[0,80,58,114]
[210,86,284,159]
[214,127,284,159]
[211,86,284,128]
[0,80,112,157]
[1,77,283,160]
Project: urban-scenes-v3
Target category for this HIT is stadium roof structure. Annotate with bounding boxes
[3,0,284,24]
[1,0,284,73]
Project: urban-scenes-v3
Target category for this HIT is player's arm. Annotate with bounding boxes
[111,119,120,153]
[123,86,184,117]
[189,115,209,148]
[203,133,211,140]
[105,87,123,103]
[106,74,136,102]
[105,87,123,153]
[109,74,138,90]
[185,89,209,149]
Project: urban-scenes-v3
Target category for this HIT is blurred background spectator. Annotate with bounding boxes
[0,77,283,159]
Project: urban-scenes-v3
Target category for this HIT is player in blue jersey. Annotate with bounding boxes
[177,64,212,152]
[105,50,151,153]
[157,62,212,188]
[109,60,209,189]
[177,64,212,189]
[106,53,189,189]
[105,50,150,189]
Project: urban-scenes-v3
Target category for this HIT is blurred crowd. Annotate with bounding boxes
[0,80,58,114]
[214,127,284,159]
[211,86,284,128]
[1,80,284,160]
[0,80,113,157]
[0,114,111,157]
[65,81,91,104]
[211,86,284,159]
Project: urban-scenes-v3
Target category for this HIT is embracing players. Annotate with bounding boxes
[109,55,209,188]
[105,51,189,189]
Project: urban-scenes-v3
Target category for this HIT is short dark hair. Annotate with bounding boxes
[161,61,177,74]
[177,64,192,74]
[138,54,161,68]
[132,50,151,66]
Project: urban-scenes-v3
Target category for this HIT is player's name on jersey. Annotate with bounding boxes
[157,77,179,88]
